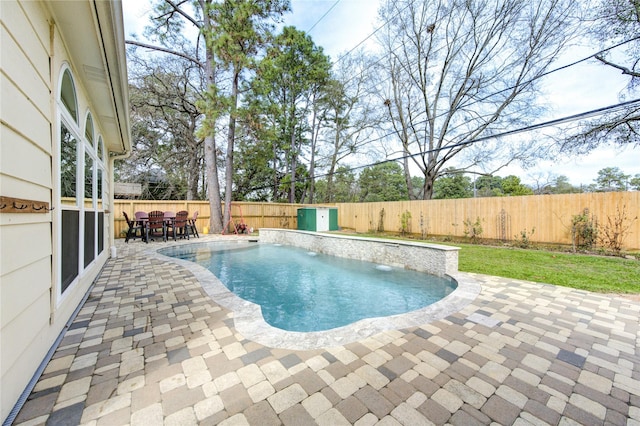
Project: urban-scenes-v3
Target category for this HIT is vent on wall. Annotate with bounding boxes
[83,64,106,83]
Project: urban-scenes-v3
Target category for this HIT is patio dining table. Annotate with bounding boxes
[137,211,189,242]
[135,212,169,243]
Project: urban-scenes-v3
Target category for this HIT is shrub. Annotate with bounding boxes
[463,217,484,243]
[377,208,385,233]
[279,209,290,228]
[400,211,412,235]
[514,227,535,249]
[419,212,428,239]
[598,204,638,254]
[571,208,597,252]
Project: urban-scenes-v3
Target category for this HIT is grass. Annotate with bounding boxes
[337,232,640,295]
[451,243,640,294]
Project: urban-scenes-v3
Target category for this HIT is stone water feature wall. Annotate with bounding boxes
[258,228,459,277]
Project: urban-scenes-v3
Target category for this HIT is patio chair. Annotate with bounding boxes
[187,211,199,238]
[134,211,148,221]
[123,212,143,243]
[168,210,190,241]
[146,210,166,242]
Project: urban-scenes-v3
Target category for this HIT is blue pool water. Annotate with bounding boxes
[161,242,457,332]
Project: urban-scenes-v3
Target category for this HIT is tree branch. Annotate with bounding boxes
[595,54,640,78]
[164,0,203,29]
[126,40,204,68]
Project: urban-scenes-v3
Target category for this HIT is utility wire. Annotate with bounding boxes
[264,5,639,194]
[337,35,640,102]
[306,0,342,34]
[333,1,414,65]
[242,98,640,194]
[330,98,640,174]
[334,36,640,149]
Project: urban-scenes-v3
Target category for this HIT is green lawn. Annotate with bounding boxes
[452,243,640,294]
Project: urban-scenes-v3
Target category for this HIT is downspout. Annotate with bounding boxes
[108,151,130,258]
[94,0,132,257]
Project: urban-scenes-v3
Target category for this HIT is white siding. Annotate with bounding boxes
[0,1,120,420]
[1,125,52,190]
[0,257,51,331]
[0,3,54,417]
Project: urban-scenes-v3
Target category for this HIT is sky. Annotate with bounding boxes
[123,0,640,187]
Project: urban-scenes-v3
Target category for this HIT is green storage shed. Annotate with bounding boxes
[297,207,338,231]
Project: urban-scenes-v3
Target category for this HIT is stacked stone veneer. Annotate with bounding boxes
[258,228,459,277]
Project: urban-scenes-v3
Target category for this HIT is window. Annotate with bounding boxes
[97,136,104,162]
[60,121,80,292]
[84,150,95,266]
[58,67,106,296]
[60,125,78,206]
[60,69,78,123]
[97,168,104,254]
[85,113,94,147]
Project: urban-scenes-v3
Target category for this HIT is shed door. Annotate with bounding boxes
[316,208,329,232]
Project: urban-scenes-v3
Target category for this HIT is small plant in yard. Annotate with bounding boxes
[279,209,290,228]
[571,208,597,252]
[377,208,385,233]
[514,227,535,249]
[420,212,428,239]
[445,222,459,241]
[463,217,484,242]
[399,210,412,235]
[598,204,638,254]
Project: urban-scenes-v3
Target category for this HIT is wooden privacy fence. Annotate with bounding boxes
[114,200,300,238]
[114,192,640,250]
[338,192,640,250]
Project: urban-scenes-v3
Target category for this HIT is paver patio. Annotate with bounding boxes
[11,235,640,425]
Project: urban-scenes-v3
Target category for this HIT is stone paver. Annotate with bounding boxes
[10,236,640,425]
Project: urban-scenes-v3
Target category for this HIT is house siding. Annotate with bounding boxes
[0,1,129,421]
[1,2,55,420]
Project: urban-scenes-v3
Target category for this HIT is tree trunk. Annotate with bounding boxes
[402,154,415,200]
[272,143,278,200]
[203,29,223,232]
[186,153,198,200]
[187,121,199,200]
[307,104,319,204]
[205,134,223,232]
[223,70,239,230]
[289,130,296,203]
[422,169,436,200]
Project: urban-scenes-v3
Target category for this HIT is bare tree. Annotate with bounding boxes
[318,51,383,202]
[561,0,640,153]
[375,0,578,199]
[591,0,640,79]
[125,54,205,199]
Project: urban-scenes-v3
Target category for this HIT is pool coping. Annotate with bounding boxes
[149,239,481,350]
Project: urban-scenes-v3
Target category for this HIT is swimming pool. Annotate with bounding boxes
[160,242,457,332]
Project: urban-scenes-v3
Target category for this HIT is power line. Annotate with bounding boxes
[333,1,413,66]
[337,34,640,102]
[306,0,341,34]
[241,98,640,195]
[353,98,640,172]
[333,36,640,150]
[327,0,640,97]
